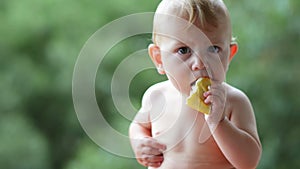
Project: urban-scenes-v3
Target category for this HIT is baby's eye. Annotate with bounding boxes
[177,47,192,55]
[207,46,221,53]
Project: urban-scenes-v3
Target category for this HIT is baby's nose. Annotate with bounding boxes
[191,56,205,71]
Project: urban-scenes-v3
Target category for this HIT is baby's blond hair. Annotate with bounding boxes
[153,0,233,44]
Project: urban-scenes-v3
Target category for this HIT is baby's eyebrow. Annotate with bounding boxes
[208,35,228,46]
[205,37,224,46]
[168,39,186,47]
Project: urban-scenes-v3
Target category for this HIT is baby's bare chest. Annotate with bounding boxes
[150,97,207,149]
[151,111,232,169]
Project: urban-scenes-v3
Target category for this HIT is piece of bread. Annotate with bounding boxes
[186,77,211,114]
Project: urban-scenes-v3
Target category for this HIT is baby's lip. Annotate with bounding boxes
[190,76,209,86]
[190,79,197,87]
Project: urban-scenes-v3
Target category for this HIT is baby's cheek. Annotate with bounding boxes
[168,78,181,91]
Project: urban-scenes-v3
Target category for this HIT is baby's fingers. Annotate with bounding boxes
[140,155,164,167]
[147,162,162,168]
[203,83,226,125]
[204,85,226,104]
[141,154,164,163]
[142,146,163,156]
[142,138,167,151]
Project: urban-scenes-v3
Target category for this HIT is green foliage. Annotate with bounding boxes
[0,113,50,169]
[65,139,143,169]
[0,0,299,169]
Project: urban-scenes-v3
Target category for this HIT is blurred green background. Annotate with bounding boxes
[0,0,299,169]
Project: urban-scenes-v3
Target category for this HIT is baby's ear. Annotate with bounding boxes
[229,42,238,61]
[148,44,165,74]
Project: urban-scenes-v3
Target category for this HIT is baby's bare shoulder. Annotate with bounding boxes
[225,83,250,104]
[225,83,256,126]
[147,80,171,90]
[141,80,171,105]
[136,81,171,123]
[143,80,171,97]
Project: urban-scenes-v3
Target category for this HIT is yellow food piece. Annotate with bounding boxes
[186,78,211,114]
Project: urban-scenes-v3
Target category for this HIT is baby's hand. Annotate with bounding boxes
[203,81,226,128]
[134,137,166,168]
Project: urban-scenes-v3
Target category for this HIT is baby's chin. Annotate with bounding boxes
[175,87,192,98]
[167,79,192,96]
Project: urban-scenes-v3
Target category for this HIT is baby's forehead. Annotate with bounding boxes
[154,0,229,27]
[153,0,231,44]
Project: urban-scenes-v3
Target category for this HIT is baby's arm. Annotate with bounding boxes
[207,86,262,169]
[129,87,166,168]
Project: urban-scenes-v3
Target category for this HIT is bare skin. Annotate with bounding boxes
[130,80,261,169]
[129,0,262,168]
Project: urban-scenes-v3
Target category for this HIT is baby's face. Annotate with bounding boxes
[155,14,232,95]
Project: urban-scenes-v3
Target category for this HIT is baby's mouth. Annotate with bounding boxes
[190,79,198,87]
[190,76,209,87]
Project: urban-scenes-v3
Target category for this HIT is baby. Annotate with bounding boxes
[129,0,262,168]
